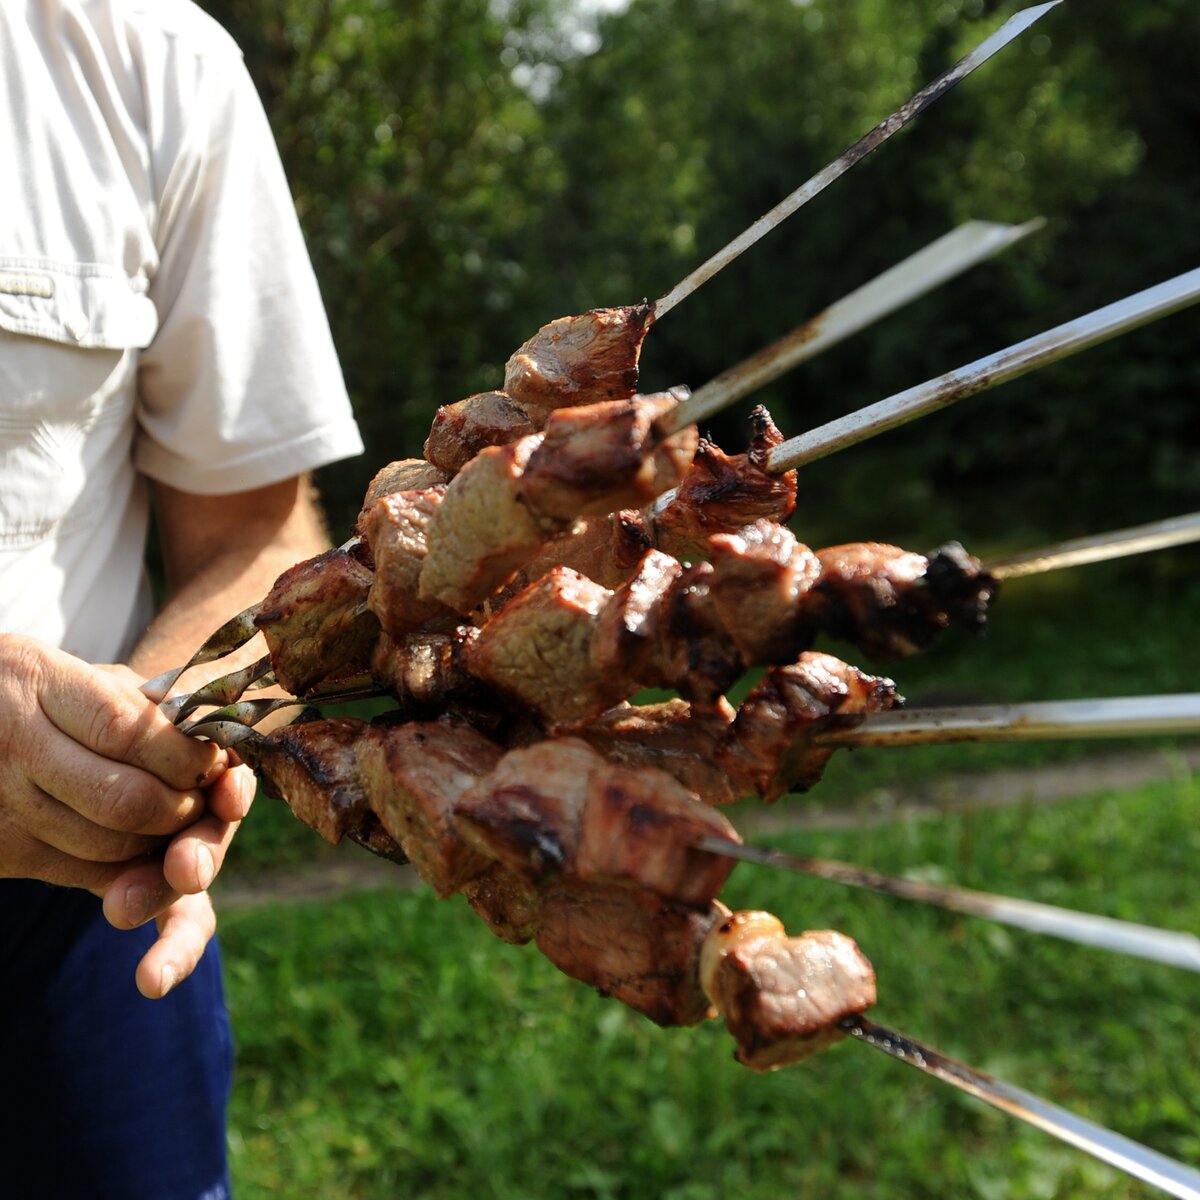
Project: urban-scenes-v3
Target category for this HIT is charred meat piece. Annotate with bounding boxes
[578,699,743,807]
[807,541,999,662]
[455,738,739,906]
[257,716,370,844]
[357,716,504,897]
[503,304,655,422]
[255,548,381,696]
[461,862,541,945]
[423,391,537,475]
[419,435,572,615]
[465,568,624,731]
[356,458,450,538]
[590,549,683,686]
[654,406,797,560]
[535,881,723,1027]
[700,912,876,1071]
[362,487,458,639]
[708,519,821,665]
[369,627,481,712]
[518,391,698,521]
[716,652,901,802]
[506,509,655,597]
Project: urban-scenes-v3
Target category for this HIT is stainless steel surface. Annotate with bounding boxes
[653,4,1059,318]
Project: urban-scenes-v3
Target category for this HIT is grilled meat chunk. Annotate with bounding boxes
[716,652,901,801]
[535,881,724,1027]
[356,458,450,538]
[424,391,537,475]
[465,568,623,731]
[461,862,541,945]
[369,627,481,712]
[503,304,655,422]
[455,738,739,906]
[363,487,457,639]
[708,519,821,665]
[419,435,572,615]
[518,391,698,520]
[807,541,999,662]
[255,548,381,696]
[701,912,876,1071]
[578,699,743,807]
[654,406,796,559]
[357,716,504,897]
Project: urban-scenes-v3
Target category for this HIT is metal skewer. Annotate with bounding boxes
[838,1015,1200,1200]
[653,3,1060,319]
[985,511,1200,579]
[140,601,264,703]
[766,265,1200,472]
[696,837,1200,971]
[656,218,1045,437]
[816,693,1200,748]
[159,655,276,725]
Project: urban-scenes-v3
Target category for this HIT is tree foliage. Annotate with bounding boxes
[199,0,1199,543]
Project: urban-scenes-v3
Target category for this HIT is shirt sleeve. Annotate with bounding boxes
[133,34,364,495]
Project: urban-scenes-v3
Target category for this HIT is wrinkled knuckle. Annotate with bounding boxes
[88,701,158,764]
[91,771,163,833]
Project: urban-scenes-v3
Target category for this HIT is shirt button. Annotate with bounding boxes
[64,311,90,341]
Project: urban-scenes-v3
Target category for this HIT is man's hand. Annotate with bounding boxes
[0,634,256,996]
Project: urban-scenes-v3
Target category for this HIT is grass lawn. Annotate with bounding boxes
[219,768,1199,1199]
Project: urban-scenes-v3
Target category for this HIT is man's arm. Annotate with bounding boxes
[107,474,333,997]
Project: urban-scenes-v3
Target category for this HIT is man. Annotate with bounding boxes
[0,0,365,1195]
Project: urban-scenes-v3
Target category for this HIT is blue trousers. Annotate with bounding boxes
[0,881,233,1200]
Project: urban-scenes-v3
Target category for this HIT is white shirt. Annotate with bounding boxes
[0,0,364,662]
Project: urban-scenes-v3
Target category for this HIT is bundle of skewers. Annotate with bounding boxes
[149,5,1200,1196]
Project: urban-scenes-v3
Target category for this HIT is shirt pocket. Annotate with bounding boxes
[0,260,157,548]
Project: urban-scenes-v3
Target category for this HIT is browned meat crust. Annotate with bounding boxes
[357,716,505,897]
[423,391,537,475]
[653,407,796,559]
[461,862,541,945]
[716,652,901,801]
[356,458,450,538]
[255,548,381,696]
[518,391,698,520]
[503,304,655,421]
[534,881,723,1027]
[701,913,876,1070]
[806,540,999,662]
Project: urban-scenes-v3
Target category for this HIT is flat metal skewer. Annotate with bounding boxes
[696,837,1200,971]
[767,265,1200,472]
[817,693,1200,748]
[656,218,1044,436]
[159,655,276,725]
[838,1015,1200,1200]
[985,511,1200,579]
[653,3,1060,319]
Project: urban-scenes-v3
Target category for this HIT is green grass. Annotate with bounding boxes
[219,770,1200,1199]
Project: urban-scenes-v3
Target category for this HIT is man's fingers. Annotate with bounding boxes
[30,737,207,835]
[35,644,224,790]
[135,893,217,1000]
[2,834,128,892]
[3,780,166,862]
[205,763,257,824]
[102,858,180,931]
[162,810,243,895]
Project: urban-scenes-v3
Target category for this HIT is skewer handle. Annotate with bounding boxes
[840,1016,1200,1200]
[818,694,1200,747]
[985,511,1200,579]
[768,266,1200,472]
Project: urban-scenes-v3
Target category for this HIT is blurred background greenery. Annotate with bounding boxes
[192,0,1199,1194]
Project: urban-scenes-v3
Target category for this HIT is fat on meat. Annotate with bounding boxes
[700,912,876,1071]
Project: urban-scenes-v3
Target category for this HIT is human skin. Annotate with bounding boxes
[0,474,330,998]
